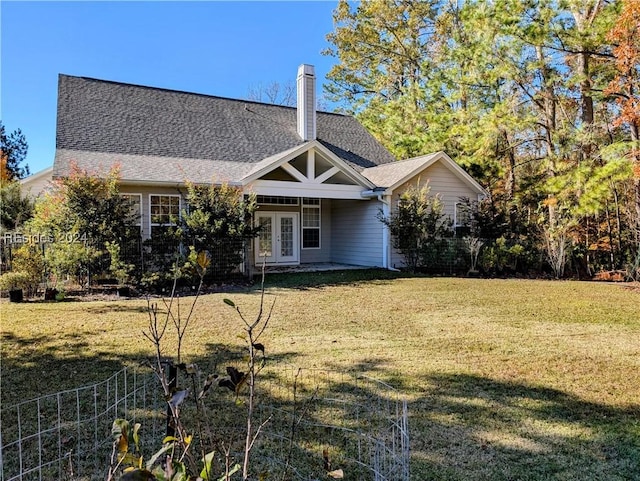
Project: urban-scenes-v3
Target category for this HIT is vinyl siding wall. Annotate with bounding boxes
[389,161,480,268]
[331,199,383,267]
[300,199,332,263]
[20,170,54,198]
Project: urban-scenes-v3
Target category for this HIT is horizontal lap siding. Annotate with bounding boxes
[300,199,332,263]
[406,162,479,219]
[331,199,383,267]
[390,161,480,268]
[21,171,53,198]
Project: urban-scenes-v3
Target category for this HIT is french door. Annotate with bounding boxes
[255,212,299,264]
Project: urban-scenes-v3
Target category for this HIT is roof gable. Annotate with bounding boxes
[242,141,375,189]
[362,151,487,195]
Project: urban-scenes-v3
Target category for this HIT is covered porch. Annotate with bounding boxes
[244,142,392,272]
[249,196,389,272]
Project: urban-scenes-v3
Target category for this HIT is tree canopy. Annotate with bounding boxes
[325,0,640,276]
[0,121,29,182]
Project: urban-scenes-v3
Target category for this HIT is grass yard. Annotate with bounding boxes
[2,272,639,480]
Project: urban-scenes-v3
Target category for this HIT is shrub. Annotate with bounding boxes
[180,183,259,278]
[26,164,139,286]
[10,243,45,296]
[0,270,30,291]
[379,181,451,272]
[44,241,100,288]
[0,180,33,231]
[106,241,134,286]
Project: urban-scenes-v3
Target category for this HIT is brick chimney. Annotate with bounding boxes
[297,64,316,141]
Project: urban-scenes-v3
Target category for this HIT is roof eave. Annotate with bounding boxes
[385,151,487,195]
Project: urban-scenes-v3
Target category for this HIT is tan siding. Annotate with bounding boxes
[20,169,54,198]
[392,162,479,219]
[389,160,479,268]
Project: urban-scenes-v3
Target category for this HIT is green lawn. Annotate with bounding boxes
[2,272,639,480]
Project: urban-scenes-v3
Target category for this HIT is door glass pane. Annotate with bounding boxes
[280,217,293,257]
[258,217,272,257]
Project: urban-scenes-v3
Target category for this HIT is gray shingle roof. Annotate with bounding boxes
[54,149,252,185]
[54,75,396,181]
[361,153,439,188]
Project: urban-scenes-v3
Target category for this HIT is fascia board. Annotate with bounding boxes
[387,151,487,195]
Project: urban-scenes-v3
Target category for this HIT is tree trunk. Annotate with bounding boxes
[630,120,640,246]
[578,52,594,126]
[536,44,558,229]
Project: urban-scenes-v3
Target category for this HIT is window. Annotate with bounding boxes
[149,195,180,232]
[454,202,471,237]
[120,194,142,226]
[302,198,320,249]
[256,195,299,206]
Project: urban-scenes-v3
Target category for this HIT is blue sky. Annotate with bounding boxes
[1,1,342,175]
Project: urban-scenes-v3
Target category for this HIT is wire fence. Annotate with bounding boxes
[0,367,163,481]
[249,366,410,480]
[1,365,409,481]
[0,236,251,291]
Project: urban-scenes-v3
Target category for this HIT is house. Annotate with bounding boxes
[29,64,486,270]
[19,166,53,198]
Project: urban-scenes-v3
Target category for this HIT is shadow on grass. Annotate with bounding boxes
[156,352,640,481]
[4,289,639,481]
[0,330,150,407]
[409,373,640,480]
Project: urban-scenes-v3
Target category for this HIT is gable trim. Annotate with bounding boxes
[313,166,340,184]
[241,140,375,189]
[280,162,309,183]
[384,151,486,196]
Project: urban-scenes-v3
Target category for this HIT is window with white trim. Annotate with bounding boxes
[302,198,321,249]
[149,195,180,234]
[120,194,142,227]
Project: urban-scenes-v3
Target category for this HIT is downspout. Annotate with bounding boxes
[361,189,396,270]
[380,194,391,269]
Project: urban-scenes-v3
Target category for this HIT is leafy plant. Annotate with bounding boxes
[110,253,271,481]
[109,418,240,481]
[10,243,45,296]
[0,180,33,231]
[106,241,135,286]
[179,182,259,277]
[479,236,529,276]
[0,270,30,291]
[378,181,451,272]
[25,163,138,287]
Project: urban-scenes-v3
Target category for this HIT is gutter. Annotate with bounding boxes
[360,187,389,199]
